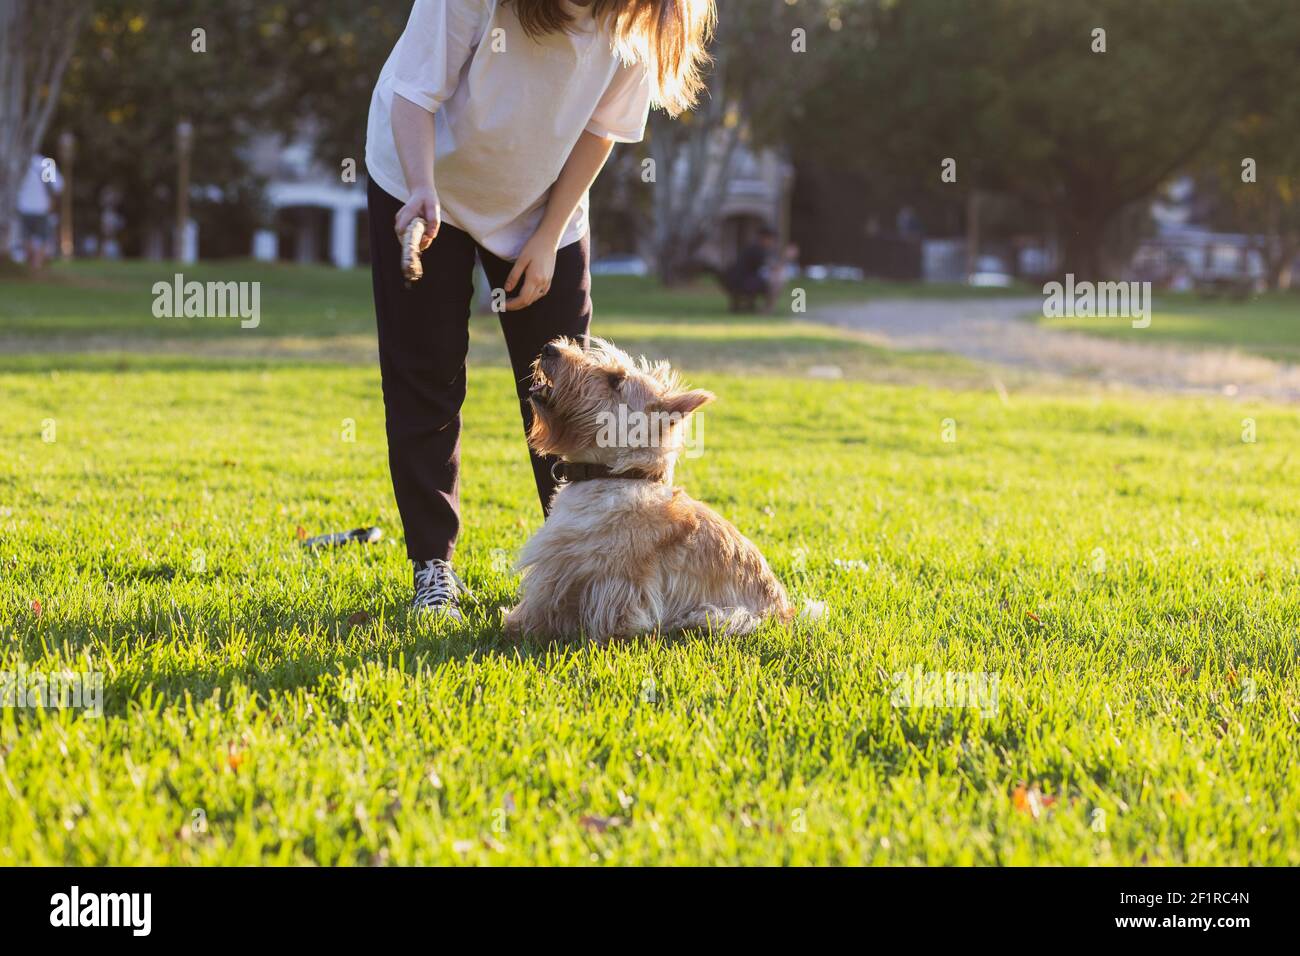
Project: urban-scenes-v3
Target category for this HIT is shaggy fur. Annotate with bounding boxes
[503,336,793,641]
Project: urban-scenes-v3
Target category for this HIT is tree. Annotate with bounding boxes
[646,69,744,285]
[50,2,273,255]
[48,1,416,257]
[252,2,410,168]
[0,0,89,259]
[1202,134,1300,292]
[647,0,834,283]
[792,0,1300,280]
[1200,19,1300,291]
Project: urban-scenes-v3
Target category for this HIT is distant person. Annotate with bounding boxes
[365,0,716,619]
[722,226,777,312]
[767,241,799,312]
[16,154,61,272]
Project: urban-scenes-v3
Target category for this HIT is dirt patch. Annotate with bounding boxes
[812,297,1300,403]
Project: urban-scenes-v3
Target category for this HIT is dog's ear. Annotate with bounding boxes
[606,368,628,390]
[656,389,715,418]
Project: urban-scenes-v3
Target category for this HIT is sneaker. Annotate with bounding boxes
[411,559,469,620]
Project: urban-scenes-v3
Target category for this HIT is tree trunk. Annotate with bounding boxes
[1258,235,1299,292]
[0,0,88,260]
[1059,208,1113,281]
[647,37,746,286]
[1254,194,1299,292]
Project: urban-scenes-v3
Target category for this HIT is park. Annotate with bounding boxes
[3,261,1298,865]
[1,0,1298,876]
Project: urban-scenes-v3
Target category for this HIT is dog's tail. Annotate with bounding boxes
[771,595,824,626]
[702,599,821,635]
[699,605,765,636]
[794,598,826,623]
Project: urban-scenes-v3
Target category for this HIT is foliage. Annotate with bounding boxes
[794,0,1300,279]
[0,0,89,256]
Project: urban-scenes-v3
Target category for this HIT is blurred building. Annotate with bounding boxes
[1131,177,1274,289]
[245,132,368,269]
[697,146,795,269]
[245,131,791,273]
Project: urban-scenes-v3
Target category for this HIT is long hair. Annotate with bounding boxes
[507,0,715,116]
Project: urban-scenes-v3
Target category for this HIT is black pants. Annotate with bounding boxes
[368,179,591,562]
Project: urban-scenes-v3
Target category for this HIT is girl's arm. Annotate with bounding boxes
[392,93,442,250]
[504,131,615,311]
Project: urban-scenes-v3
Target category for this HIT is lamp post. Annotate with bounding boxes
[175,119,193,260]
[57,131,75,259]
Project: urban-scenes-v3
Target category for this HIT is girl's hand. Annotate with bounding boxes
[395,186,441,251]
[504,228,560,311]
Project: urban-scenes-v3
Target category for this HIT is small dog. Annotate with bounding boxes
[503,336,794,641]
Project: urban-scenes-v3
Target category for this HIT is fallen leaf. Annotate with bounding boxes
[1012,784,1056,821]
[346,611,371,627]
[30,600,42,617]
[225,743,246,772]
[296,525,307,541]
[1026,611,1042,624]
[1012,784,1030,813]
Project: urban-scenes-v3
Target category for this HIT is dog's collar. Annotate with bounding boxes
[551,461,666,484]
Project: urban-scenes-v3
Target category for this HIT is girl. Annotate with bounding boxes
[365,0,714,618]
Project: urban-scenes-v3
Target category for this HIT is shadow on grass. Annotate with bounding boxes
[10,593,769,721]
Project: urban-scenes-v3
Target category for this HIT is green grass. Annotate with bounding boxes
[0,262,979,383]
[1038,291,1300,361]
[0,258,1027,338]
[1,264,1298,865]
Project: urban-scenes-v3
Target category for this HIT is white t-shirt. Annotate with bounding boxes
[365,0,652,260]
[17,155,61,216]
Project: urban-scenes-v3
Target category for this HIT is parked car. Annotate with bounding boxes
[590,255,649,277]
[804,264,864,281]
[968,254,1014,288]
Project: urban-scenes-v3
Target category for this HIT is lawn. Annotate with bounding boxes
[1,263,1297,865]
[1038,291,1300,361]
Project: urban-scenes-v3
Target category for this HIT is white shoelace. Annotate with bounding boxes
[412,559,468,611]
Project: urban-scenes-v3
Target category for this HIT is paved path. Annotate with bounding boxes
[811,297,1300,402]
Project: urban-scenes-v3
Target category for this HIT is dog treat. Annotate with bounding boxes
[401,217,427,284]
